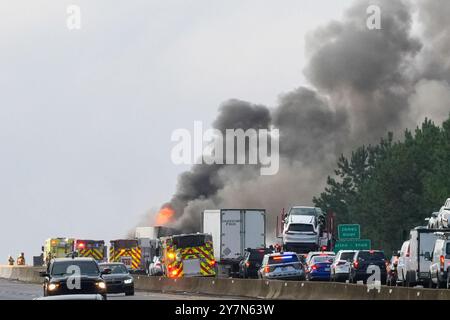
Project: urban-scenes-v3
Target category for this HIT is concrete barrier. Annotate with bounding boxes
[133,276,450,300]
[0,265,44,284]
[2,265,450,300]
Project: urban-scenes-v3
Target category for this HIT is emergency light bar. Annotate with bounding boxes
[273,255,294,260]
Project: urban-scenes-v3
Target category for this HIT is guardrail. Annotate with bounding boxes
[1,265,450,300]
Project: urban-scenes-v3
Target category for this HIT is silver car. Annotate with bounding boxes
[258,252,305,281]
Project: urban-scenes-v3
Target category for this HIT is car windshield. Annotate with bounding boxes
[173,235,206,248]
[268,254,299,265]
[100,264,128,274]
[358,251,386,261]
[311,256,334,264]
[288,224,314,232]
[51,261,99,276]
[340,252,355,261]
[289,207,319,216]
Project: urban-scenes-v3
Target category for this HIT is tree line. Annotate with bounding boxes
[314,117,450,254]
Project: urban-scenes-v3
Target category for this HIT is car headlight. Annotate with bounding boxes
[48,283,59,291]
[96,281,106,289]
[124,278,133,284]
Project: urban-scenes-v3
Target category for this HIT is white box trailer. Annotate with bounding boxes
[202,209,266,277]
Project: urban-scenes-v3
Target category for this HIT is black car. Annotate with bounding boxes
[239,248,273,278]
[348,250,388,284]
[40,257,110,299]
[99,263,135,296]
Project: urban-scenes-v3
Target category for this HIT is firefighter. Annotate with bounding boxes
[8,255,14,266]
[17,252,25,265]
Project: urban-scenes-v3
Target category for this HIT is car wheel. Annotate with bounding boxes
[125,290,135,296]
[428,273,436,289]
[437,272,445,289]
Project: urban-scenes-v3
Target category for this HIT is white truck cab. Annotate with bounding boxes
[428,232,450,288]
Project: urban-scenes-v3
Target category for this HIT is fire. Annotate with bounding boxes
[156,206,175,226]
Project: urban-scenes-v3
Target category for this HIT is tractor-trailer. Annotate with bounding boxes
[202,209,266,277]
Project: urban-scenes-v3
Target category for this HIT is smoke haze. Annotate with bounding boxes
[145,0,450,242]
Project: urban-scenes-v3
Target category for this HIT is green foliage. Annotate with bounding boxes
[314,117,450,254]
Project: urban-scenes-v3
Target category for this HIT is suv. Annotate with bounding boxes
[282,206,325,253]
[40,257,110,298]
[239,248,273,279]
[348,250,387,284]
[437,199,450,228]
[330,250,356,282]
[426,212,439,229]
[428,232,450,288]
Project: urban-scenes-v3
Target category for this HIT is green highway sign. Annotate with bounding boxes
[338,224,360,240]
[333,239,371,252]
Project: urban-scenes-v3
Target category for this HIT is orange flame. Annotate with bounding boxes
[156,206,175,226]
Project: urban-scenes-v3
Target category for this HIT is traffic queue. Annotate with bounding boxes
[17,201,450,299]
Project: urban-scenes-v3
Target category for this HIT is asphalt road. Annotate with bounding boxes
[0,279,245,300]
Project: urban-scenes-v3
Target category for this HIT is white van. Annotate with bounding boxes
[428,232,450,288]
[398,227,439,286]
[396,240,410,285]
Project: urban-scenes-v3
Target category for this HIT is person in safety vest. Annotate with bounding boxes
[17,252,25,265]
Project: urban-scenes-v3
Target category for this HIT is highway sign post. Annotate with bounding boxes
[333,239,371,252]
[338,224,360,240]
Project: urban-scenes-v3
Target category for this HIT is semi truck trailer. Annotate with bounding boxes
[202,209,266,277]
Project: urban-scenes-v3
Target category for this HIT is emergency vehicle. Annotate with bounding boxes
[109,239,143,272]
[42,238,74,265]
[160,233,216,278]
[71,239,107,262]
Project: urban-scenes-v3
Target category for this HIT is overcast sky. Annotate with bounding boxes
[0,0,352,260]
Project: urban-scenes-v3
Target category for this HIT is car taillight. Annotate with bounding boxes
[353,261,359,269]
[264,266,270,273]
[440,255,445,270]
[311,265,317,271]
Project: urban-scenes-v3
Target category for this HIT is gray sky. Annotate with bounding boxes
[0,0,351,260]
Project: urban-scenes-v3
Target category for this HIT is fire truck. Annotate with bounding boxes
[109,239,143,273]
[42,238,74,265]
[160,233,216,278]
[71,239,107,262]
